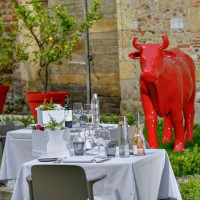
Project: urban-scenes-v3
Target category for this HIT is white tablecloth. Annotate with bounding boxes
[11,149,182,200]
[0,125,118,187]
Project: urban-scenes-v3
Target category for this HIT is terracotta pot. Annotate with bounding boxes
[0,85,9,114]
[26,91,70,118]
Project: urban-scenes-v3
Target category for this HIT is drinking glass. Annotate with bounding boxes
[73,130,85,156]
[84,124,96,155]
[73,103,83,129]
[95,128,111,158]
[84,104,91,123]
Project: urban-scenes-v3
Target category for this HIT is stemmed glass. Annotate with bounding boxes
[94,127,111,158]
[84,104,91,123]
[84,124,96,155]
[73,103,83,130]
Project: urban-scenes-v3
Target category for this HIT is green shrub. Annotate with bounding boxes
[180,175,200,200]
[0,114,35,127]
[169,145,200,177]
[100,114,110,124]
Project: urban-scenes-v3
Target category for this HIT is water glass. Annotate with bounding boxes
[73,103,83,128]
[73,133,85,156]
[105,140,116,157]
[95,128,111,158]
[84,124,96,155]
[84,104,91,123]
[73,141,85,156]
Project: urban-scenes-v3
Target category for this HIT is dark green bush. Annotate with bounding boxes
[169,145,200,177]
[180,175,200,200]
[0,114,35,127]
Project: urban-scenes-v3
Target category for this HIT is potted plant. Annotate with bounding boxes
[12,0,102,118]
[0,18,27,114]
[36,98,65,126]
[32,115,70,158]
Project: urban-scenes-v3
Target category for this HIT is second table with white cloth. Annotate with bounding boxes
[0,124,118,187]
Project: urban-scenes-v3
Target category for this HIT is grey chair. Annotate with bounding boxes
[26,165,106,200]
[0,120,25,155]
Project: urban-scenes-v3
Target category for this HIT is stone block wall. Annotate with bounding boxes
[116,0,200,118]
[1,0,200,118]
[48,0,120,114]
[0,0,27,113]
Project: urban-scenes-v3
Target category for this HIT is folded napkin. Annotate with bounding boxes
[63,156,95,163]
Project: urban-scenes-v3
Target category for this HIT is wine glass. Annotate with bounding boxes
[84,124,96,155]
[73,103,83,129]
[84,104,91,123]
[95,127,111,158]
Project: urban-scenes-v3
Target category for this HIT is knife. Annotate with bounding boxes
[95,158,111,163]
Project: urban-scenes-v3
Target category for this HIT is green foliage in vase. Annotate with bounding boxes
[45,115,65,130]
[180,175,200,200]
[39,98,56,111]
[12,0,102,93]
[0,19,28,85]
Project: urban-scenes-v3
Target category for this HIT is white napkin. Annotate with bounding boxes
[63,156,94,163]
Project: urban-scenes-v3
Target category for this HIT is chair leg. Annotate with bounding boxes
[26,175,34,200]
[87,182,94,200]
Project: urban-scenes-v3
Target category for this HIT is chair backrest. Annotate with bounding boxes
[0,120,25,155]
[0,120,25,136]
[31,165,89,200]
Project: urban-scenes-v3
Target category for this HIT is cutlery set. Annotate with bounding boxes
[38,157,111,163]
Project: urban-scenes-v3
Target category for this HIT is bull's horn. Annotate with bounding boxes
[132,37,143,51]
[160,35,169,50]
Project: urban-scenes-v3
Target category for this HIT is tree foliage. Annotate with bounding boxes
[12,0,102,93]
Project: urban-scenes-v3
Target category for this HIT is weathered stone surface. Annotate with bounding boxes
[117,0,200,114]
[51,83,87,104]
[188,7,200,32]
[89,31,118,40]
[90,45,118,54]
[90,19,117,33]
[91,84,120,96]
[90,73,119,85]
[50,74,86,85]
[120,79,140,99]
[119,61,135,80]
[99,96,121,114]
[50,63,86,74]
[120,99,143,115]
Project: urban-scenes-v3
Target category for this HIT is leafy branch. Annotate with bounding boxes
[12,0,102,93]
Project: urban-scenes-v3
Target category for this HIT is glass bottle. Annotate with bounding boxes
[64,95,72,128]
[91,94,100,127]
[118,116,129,158]
[133,112,145,156]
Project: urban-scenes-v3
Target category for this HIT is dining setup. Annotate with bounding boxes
[0,94,182,200]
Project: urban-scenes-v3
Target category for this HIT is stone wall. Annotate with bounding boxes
[0,0,27,114]
[1,0,200,117]
[116,0,200,119]
[48,0,120,114]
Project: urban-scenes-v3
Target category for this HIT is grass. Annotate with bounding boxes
[143,122,200,156]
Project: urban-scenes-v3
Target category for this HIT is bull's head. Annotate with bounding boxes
[129,35,175,83]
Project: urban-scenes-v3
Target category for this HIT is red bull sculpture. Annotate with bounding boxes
[129,35,196,151]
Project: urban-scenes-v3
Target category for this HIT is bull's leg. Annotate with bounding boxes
[141,93,158,148]
[170,110,185,151]
[183,98,195,142]
[162,115,173,143]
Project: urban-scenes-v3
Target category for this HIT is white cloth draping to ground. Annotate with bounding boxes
[11,149,182,200]
[0,125,118,187]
